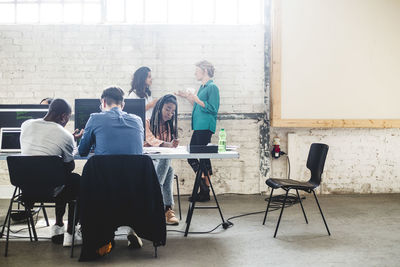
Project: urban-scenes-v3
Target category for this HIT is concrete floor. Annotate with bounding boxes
[0,194,399,267]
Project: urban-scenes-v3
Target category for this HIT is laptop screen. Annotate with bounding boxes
[1,130,21,151]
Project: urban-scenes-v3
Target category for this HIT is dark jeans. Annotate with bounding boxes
[188,130,213,176]
[55,172,80,232]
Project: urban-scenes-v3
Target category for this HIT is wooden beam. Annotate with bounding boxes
[271,119,400,128]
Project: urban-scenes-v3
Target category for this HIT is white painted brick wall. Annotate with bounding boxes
[269,128,400,194]
[0,25,265,114]
[2,24,396,196]
[0,25,265,195]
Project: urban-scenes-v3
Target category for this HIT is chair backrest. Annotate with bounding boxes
[306,143,329,186]
[79,154,166,259]
[7,155,68,200]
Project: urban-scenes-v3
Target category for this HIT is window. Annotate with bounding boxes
[0,0,264,25]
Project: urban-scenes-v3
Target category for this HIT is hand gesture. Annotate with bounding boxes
[171,139,179,148]
[73,129,84,141]
[175,90,189,98]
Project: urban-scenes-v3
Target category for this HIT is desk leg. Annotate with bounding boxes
[208,173,226,223]
[184,163,203,236]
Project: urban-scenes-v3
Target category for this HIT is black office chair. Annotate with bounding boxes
[79,155,165,261]
[174,175,182,220]
[2,156,78,257]
[9,188,50,227]
[263,143,331,237]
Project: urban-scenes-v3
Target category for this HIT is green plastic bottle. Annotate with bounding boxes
[218,129,226,152]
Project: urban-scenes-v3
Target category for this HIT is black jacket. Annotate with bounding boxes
[79,155,166,261]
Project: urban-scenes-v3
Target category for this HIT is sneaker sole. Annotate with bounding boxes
[127,234,143,249]
[51,234,64,244]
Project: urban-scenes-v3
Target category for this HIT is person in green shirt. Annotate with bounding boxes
[176,60,220,202]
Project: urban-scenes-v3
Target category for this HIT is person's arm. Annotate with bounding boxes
[197,85,220,115]
[64,161,75,172]
[144,120,179,148]
[145,120,164,147]
[190,95,205,108]
[146,98,158,111]
[72,129,84,141]
[78,115,95,156]
[175,91,195,106]
[161,140,179,148]
[62,134,76,172]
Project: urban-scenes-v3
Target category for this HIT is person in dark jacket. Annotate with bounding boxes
[78,87,144,253]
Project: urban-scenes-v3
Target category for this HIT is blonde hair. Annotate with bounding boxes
[195,60,215,78]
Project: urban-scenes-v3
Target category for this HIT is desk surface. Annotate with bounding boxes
[0,146,240,160]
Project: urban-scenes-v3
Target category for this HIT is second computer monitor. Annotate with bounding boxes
[74,98,146,139]
[0,104,49,129]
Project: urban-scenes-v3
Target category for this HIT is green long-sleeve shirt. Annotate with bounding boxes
[191,80,220,133]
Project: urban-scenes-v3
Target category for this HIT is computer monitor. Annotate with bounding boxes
[74,99,146,139]
[0,104,49,129]
[0,128,21,153]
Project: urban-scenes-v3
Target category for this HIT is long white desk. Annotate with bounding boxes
[0,146,239,161]
[0,146,240,236]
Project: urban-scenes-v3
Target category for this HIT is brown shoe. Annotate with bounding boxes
[97,241,113,257]
[165,209,179,225]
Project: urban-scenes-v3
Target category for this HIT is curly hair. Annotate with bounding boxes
[195,60,215,78]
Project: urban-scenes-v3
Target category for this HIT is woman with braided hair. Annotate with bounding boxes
[145,94,180,225]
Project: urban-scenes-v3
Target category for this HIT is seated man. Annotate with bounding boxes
[20,98,83,246]
[78,86,144,251]
[78,87,143,156]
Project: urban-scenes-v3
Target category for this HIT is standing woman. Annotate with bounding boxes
[129,66,158,118]
[176,60,220,202]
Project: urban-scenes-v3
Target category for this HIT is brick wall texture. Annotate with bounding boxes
[1,24,398,195]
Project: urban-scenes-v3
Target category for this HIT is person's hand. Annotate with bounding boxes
[175,90,189,98]
[160,142,172,148]
[73,129,84,141]
[171,139,179,148]
[186,93,196,102]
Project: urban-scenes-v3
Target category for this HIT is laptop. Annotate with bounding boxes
[0,128,21,153]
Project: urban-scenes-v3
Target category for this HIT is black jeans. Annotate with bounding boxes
[55,172,80,232]
[188,130,213,176]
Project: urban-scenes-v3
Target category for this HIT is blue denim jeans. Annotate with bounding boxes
[153,159,174,207]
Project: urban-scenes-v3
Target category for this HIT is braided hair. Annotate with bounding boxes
[149,94,178,140]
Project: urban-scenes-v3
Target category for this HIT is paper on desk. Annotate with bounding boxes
[143,146,188,154]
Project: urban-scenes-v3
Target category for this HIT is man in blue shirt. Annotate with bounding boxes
[78,87,143,156]
[78,86,144,250]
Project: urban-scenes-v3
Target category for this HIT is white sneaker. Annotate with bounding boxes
[127,230,143,249]
[51,224,65,244]
[63,228,82,247]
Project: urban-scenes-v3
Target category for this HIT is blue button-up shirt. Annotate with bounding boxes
[78,107,144,156]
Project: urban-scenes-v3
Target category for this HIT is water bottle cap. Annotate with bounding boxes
[221,128,225,131]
